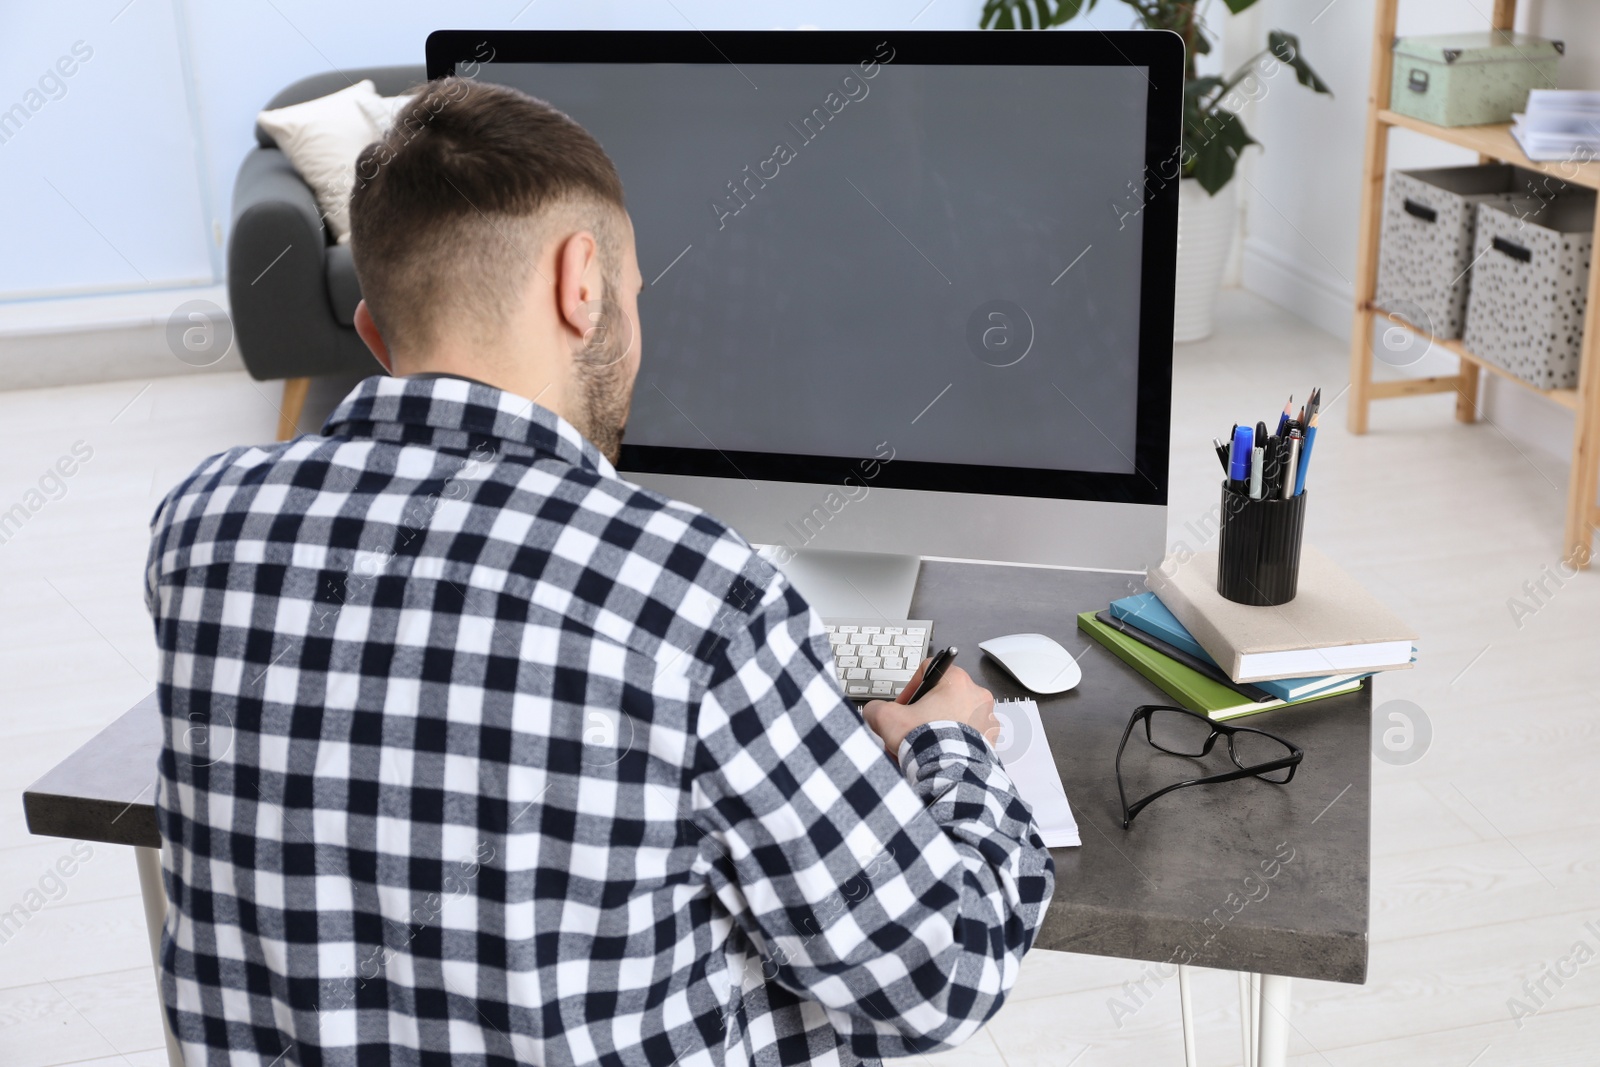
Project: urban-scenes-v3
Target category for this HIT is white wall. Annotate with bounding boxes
[0,2,216,299]
[1237,0,1600,462]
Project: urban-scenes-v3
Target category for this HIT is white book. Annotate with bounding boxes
[1511,125,1600,162]
[1146,546,1418,684]
[1514,113,1600,137]
[991,698,1079,848]
[1525,90,1600,115]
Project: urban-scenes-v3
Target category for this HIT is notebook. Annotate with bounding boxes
[992,698,1080,848]
[1145,547,1418,683]
[1076,611,1364,720]
[1109,592,1375,702]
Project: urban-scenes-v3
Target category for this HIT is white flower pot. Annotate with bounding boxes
[1173,178,1238,343]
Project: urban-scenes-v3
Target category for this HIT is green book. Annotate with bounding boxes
[1076,611,1362,720]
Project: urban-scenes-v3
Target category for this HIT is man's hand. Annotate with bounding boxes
[863,658,999,763]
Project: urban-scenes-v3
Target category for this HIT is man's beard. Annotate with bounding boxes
[570,302,633,467]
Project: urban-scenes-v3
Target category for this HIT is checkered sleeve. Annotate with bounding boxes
[691,565,1055,1060]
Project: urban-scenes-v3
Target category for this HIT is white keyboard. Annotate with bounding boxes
[823,618,934,701]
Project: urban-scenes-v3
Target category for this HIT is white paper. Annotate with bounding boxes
[992,699,1080,848]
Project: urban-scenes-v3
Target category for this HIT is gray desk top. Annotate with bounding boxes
[25,691,162,850]
[23,560,1369,983]
[908,561,1369,985]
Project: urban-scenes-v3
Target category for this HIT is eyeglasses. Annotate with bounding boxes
[1115,705,1304,828]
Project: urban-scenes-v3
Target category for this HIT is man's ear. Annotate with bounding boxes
[353,300,394,374]
[555,230,603,343]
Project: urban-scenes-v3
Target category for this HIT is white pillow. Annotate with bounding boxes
[357,92,417,136]
[257,79,382,244]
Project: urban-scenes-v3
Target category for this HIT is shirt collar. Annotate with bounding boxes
[322,374,617,479]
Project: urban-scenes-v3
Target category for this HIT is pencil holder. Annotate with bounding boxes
[1216,485,1307,606]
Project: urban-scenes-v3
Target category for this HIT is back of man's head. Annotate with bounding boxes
[350,77,627,361]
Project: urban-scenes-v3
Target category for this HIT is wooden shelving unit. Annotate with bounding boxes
[1347,0,1600,566]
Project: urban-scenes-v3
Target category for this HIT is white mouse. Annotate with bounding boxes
[978,633,1082,695]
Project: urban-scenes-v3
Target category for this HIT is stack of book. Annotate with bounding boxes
[1078,547,1418,720]
[1511,90,1600,163]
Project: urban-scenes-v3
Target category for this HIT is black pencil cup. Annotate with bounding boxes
[1216,484,1307,606]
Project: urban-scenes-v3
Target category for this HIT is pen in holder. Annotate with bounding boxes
[1216,484,1307,606]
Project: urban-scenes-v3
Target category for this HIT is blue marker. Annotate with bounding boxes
[1228,424,1253,495]
[1294,414,1318,495]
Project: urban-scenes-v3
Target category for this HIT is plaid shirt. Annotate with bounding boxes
[145,373,1054,1067]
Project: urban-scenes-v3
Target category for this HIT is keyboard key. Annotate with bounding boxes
[818,619,931,697]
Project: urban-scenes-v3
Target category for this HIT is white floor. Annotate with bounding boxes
[1,289,1597,1065]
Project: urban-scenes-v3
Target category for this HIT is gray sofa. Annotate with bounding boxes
[228,65,425,437]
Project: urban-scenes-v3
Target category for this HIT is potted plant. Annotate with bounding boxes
[981,0,1332,341]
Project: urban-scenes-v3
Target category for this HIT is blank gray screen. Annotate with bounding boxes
[479,60,1149,474]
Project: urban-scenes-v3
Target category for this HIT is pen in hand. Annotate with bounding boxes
[902,646,957,704]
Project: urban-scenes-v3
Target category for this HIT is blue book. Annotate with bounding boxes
[1109,593,1371,702]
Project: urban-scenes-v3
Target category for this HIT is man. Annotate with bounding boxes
[146,77,1053,1066]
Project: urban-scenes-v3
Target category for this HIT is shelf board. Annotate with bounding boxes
[1368,303,1580,411]
[1377,109,1600,190]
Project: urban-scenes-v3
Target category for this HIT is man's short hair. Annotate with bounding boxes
[350,76,626,356]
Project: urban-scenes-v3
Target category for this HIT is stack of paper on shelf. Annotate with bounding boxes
[1512,90,1600,162]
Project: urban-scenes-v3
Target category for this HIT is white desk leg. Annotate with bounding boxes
[1177,964,1197,1067]
[1257,973,1292,1067]
[1238,972,1256,1067]
[134,846,183,1067]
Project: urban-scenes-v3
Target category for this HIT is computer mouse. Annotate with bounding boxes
[978,633,1082,695]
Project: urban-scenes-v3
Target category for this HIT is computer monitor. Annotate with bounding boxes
[427,30,1182,616]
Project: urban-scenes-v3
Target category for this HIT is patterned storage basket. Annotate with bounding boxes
[1375,164,1537,341]
[1463,190,1596,390]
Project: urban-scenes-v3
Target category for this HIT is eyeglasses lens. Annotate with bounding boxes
[1145,708,1215,757]
[1229,729,1295,782]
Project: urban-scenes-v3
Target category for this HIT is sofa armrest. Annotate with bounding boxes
[227,147,375,382]
[231,146,327,240]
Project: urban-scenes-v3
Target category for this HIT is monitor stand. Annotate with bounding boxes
[756,547,921,620]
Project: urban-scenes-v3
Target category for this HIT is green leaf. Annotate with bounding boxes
[978,0,1094,30]
[1186,75,1225,102]
[1223,0,1258,13]
[1186,109,1258,195]
[1268,30,1334,95]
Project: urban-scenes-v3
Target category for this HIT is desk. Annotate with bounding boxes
[25,561,1369,1067]
[24,691,174,1064]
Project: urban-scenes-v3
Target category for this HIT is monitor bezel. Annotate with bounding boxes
[426,29,1181,507]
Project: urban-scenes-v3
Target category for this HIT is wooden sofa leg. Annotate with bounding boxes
[277,377,310,441]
